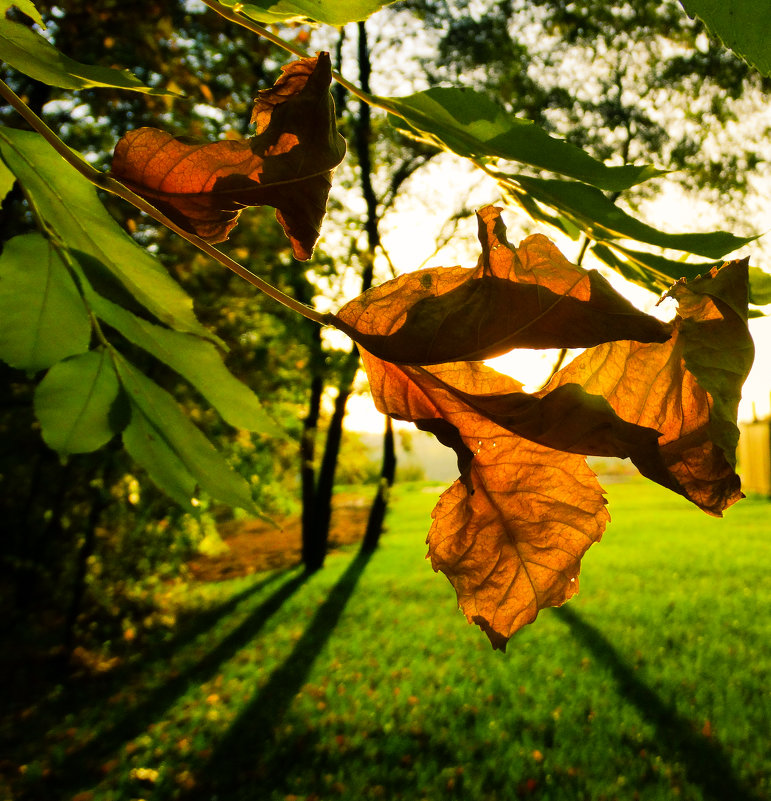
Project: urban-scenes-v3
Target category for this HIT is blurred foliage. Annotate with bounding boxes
[397,0,770,206]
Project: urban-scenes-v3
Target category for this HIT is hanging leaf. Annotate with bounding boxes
[0,0,177,94]
[217,0,395,25]
[0,128,220,343]
[111,54,346,260]
[334,206,671,364]
[680,0,771,77]
[382,88,662,192]
[339,208,752,647]
[505,175,755,259]
[34,348,124,454]
[0,233,90,371]
[115,355,258,514]
[354,354,609,649]
[84,290,282,436]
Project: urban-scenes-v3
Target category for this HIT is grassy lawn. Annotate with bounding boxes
[4,478,769,801]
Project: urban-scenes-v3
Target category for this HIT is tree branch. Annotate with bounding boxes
[0,78,327,327]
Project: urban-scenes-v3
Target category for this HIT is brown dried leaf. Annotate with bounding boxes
[111,54,346,260]
[359,352,609,649]
[542,258,753,515]
[334,206,670,364]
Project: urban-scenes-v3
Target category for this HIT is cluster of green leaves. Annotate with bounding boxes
[0,122,280,515]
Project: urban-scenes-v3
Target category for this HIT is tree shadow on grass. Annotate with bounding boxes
[22,569,308,801]
[183,549,373,800]
[556,605,763,801]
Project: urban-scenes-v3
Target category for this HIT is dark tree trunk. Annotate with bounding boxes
[301,371,323,570]
[305,354,359,572]
[361,415,396,553]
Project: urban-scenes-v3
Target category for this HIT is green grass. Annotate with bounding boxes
[5,479,769,801]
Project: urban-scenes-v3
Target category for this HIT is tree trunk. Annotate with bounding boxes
[305,353,359,572]
[360,415,396,553]
[300,371,323,570]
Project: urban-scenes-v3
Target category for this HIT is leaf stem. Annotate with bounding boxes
[0,78,328,327]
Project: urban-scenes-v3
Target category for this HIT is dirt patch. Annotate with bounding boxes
[188,492,373,581]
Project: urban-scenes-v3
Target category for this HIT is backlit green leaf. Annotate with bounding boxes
[748,267,771,306]
[508,175,755,259]
[0,157,14,205]
[0,233,90,370]
[87,291,282,436]
[0,3,176,93]
[115,355,258,513]
[1,1,44,28]
[0,128,219,344]
[591,243,720,295]
[217,0,394,25]
[34,348,123,454]
[680,0,771,76]
[382,88,662,192]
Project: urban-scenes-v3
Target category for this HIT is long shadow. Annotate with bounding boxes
[184,549,373,800]
[26,569,309,800]
[7,569,285,748]
[556,605,762,801]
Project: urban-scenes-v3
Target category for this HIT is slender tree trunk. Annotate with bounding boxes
[306,354,359,571]
[301,371,323,569]
[63,451,118,652]
[361,416,396,553]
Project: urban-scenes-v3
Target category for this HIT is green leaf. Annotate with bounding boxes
[86,291,282,436]
[680,0,771,77]
[0,155,14,205]
[748,267,771,306]
[1,0,45,28]
[34,348,124,454]
[594,242,770,308]
[115,355,258,513]
[0,5,176,94]
[0,128,220,344]
[591,242,719,294]
[0,233,90,370]
[218,0,394,25]
[382,88,662,192]
[508,175,755,258]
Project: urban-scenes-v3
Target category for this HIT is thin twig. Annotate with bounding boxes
[575,235,591,266]
[199,0,401,118]
[0,78,328,327]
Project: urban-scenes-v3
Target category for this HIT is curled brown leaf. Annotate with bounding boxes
[111,54,346,260]
[334,206,671,364]
[359,353,609,649]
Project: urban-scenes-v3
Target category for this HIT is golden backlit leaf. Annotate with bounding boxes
[111,54,346,260]
[334,206,670,364]
[359,353,609,649]
[543,258,753,515]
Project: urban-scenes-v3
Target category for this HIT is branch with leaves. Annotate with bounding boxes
[0,0,764,648]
